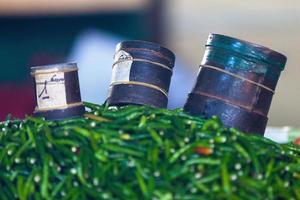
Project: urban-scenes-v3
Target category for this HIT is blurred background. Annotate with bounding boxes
[0,0,299,128]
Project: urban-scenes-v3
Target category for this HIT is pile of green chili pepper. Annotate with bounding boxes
[0,102,299,200]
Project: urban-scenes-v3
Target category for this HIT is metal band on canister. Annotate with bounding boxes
[107,40,175,108]
[31,63,85,120]
[199,65,275,94]
[184,34,287,135]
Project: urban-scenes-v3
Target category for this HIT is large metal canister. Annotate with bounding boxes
[107,40,175,108]
[31,63,85,120]
[184,34,287,135]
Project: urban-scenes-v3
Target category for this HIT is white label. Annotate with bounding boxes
[110,50,133,84]
[35,71,67,109]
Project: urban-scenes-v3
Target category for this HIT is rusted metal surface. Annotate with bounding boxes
[184,34,287,135]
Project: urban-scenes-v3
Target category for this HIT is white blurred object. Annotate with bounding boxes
[264,126,300,144]
[68,29,195,108]
[68,30,123,105]
[168,60,195,109]
[264,126,291,143]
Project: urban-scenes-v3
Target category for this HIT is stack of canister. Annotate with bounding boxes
[30,35,287,136]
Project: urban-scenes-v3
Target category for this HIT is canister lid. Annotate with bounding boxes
[115,40,175,68]
[31,63,78,74]
[206,34,287,71]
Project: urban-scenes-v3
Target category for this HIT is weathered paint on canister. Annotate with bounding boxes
[184,34,287,135]
[107,40,175,108]
[31,63,85,120]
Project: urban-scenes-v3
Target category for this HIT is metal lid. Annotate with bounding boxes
[30,62,78,74]
[206,34,287,71]
[115,40,175,68]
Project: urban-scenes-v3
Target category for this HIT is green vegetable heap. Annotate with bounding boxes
[0,102,299,199]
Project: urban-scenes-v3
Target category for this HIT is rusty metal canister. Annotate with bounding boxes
[107,40,175,108]
[184,34,287,135]
[31,63,85,120]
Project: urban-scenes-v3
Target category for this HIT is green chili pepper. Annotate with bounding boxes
[0,103,299,199]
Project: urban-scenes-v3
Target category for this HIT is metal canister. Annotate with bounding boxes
[184,34,287,135]
[107,40,175,108]
[31,63,85,120]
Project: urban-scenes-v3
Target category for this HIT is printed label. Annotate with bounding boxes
[110,50,133,84]
[35,71,67,109]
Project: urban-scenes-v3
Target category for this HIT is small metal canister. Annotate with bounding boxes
[31,63,85,120]
[107,40,175,108]
[184,34,287,135]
